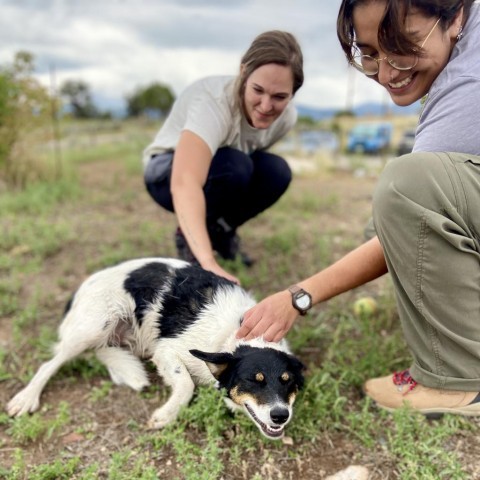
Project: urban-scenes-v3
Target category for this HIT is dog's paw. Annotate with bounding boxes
[97,348,150,391]
[127,377,150,392]
[7,390,40,417]
[147,407,179,430]
[109,369,150,391]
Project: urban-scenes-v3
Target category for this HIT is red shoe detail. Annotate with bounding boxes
[392,369,418,396]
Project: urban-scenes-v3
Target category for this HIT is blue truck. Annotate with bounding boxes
[347,122,392,154]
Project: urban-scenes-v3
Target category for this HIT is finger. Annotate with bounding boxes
[262,325,282,343]
[223,271,240,285]
[272,330,286,343]
[236,313,256,338]
[241,305,264,328]
[236,324,250,339]
[247,320,276,341]
[240,321,260,340]
[242,323,262,340]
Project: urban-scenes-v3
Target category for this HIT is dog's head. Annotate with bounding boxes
[190,345,305,439]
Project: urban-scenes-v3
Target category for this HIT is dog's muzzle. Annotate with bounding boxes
[270,406,290,425]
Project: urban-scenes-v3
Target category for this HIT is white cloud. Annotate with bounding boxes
[2,0,393,112]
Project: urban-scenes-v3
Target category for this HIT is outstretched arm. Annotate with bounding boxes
[237,236,388,341]
[171,130,240,284]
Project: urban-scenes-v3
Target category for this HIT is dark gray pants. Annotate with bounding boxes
[373,152,480,391]
[144,147,292,230]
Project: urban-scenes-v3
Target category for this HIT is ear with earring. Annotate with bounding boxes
[456,25,464,41]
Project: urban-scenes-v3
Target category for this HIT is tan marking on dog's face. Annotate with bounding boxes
[281,372,290,382]
[288,391,297,405]
[205,362,228,379]
[255,372,265,382]
[230,385,257,407]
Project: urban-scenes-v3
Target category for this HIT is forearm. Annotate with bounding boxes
[171,184,216,267]
[297,236,387,305]
[237,237,387,341]
[170,130,219,268]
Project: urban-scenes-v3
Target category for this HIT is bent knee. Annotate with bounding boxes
[373,152,448,218]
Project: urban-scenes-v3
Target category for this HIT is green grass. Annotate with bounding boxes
[0,120,477,479]
[3,450,81,480]
[6,401,70,444]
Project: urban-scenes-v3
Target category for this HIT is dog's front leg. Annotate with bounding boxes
[148,350,195,429]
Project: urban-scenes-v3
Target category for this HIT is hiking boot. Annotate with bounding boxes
[174,228,197,264]
[364,369,480,416]
[208,219,255,267]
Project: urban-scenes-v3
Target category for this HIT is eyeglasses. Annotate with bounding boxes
[351,18,441,76]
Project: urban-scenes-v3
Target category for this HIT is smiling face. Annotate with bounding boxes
[190,345,304,440]
[352,1,462,106]
[224,347,304,439]
[242,63,294,129]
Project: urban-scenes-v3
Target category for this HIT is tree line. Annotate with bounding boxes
[0,51,176,187]
[61,79,175,119]
[0,50,176,120]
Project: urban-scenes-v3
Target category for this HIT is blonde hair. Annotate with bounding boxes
[235,30,304,114]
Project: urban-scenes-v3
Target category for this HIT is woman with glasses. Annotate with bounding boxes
[238,0,480,417]
[143,31,303,285]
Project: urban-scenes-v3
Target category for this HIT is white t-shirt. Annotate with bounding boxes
[142,75,297,167]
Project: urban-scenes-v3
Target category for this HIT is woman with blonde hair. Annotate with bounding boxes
[143,30,304,284]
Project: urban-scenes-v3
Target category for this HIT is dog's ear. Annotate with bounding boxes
[289,355,306,372]
[287,355,306,390]
[189,349,235,379]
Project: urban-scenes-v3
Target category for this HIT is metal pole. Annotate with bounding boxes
[49,63,62,178]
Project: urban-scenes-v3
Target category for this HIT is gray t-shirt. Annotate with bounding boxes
[142,75,297,168]
[414,1,480,155]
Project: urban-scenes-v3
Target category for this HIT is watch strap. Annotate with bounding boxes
[288,284,312,315]
[288,285,302,296]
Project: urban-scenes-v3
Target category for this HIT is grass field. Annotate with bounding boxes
[0,121,479,479]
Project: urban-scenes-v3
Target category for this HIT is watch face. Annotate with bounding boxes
[296,293,311,310]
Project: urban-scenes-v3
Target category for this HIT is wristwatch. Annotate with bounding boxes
[288,285,312,315]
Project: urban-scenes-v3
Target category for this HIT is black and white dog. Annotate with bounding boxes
[7,258,304,439]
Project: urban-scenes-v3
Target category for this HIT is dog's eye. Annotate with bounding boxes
[278,372,296,385]
[280,372,294,385]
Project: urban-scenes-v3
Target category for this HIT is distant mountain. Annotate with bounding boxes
[93,96,421,121]
[295,105,338,121]
[296,100,421,121]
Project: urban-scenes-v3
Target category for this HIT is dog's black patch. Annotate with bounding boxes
[160,265,235,338]
[123,262,235,335]
[123,262,172,325]
[63,293,76,316]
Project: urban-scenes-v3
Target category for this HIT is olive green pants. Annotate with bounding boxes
[373,152,480,391]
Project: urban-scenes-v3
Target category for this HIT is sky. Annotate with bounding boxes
[1,0,393,114]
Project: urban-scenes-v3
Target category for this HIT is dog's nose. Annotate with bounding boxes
[270,407,289,425]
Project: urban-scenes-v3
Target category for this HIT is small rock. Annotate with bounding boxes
[10,245,31,256]
[325,465,369,480]
[62,432,84,444]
